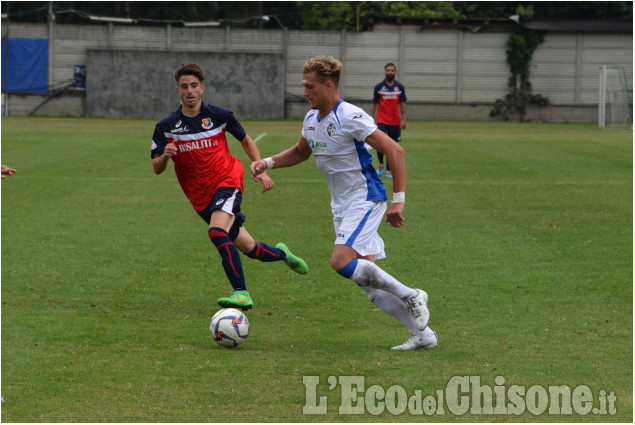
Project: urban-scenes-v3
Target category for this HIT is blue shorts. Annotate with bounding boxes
[197,187,246,240]
[377,123,401,143]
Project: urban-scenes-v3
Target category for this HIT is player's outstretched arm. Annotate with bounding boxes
[365,129,406,228]
[240,135,274,193]
[399,102,407,129]
[251,137,312,178]
[152,143,177,175]
[1,165,17,179]
[370,102,378,121]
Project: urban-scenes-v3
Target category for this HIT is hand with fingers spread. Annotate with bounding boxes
[1,165,17,179]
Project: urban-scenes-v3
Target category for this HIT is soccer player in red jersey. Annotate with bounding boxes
[370,63,407,179]
[151,62,308,311]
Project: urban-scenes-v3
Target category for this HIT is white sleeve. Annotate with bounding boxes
[301,110,317,140]
[344,109,377,142]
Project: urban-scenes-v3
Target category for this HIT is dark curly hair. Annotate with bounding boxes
[174,62,205,83]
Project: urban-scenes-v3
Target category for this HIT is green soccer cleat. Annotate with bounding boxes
[276,243,309,274]
[217,290,253,311]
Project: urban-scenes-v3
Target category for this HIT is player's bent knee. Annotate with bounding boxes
[235,239,255,255]
[331,250,357,272]
[331,256,348,272]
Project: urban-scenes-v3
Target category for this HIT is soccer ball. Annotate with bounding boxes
[210,308,250,348]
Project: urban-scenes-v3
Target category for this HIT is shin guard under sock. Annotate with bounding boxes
[208,227,246,291]
[337,258,417,300]
[246,241,284,262]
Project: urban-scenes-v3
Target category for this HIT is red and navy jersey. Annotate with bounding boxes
[151,102,247,212]
[372,80,407,126]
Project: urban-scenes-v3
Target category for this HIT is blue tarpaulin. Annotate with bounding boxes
[1,38,48,94]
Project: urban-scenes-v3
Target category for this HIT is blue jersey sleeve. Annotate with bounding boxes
[225,111,247,142]
[151,122,168,158]
[399,82,407,103]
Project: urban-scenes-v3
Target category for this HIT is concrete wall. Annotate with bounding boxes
[286,100,598,123]
[86,50,284,119]
[2,22,632,122]
[1,92,85,117]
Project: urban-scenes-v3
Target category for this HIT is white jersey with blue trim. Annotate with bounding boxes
[302,99,388,214]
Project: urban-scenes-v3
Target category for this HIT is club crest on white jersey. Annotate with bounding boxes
[327,123,336,136]
[301,99,387,213]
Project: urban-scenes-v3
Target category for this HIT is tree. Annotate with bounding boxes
[2,1,632,28]
[490,5,550,122]
[298,1,462,31]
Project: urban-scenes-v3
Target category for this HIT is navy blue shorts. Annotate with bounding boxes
[377,123,401,143]
[197,187,246,240]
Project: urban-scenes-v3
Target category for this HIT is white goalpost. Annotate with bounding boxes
[598,65,633,129]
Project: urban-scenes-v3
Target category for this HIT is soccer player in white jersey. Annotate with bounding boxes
[250,56,437,351]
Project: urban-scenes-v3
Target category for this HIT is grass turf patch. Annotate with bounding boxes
[1,117,632,422]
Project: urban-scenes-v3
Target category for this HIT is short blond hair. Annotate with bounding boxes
[303,56,342,86]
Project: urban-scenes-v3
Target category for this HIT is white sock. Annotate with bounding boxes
[364,288,436,337]
[350,259,417,300]
[421,326,436,338]
[364,287,421,334]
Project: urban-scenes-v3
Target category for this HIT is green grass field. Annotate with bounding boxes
[1,117,632,422]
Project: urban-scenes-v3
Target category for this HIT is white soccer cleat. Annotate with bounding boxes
[391,332,438,351]
[405,289,429,331]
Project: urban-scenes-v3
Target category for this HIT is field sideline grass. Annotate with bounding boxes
[1,117,632,422]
